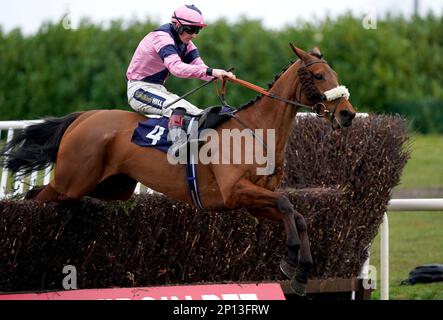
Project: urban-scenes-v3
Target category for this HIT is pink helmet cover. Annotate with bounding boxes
[171,4,207,27]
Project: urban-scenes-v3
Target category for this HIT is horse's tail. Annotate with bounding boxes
[0,112,83,176]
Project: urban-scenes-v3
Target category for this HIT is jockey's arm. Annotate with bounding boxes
[153,33,235,81]
[152,32,210,81]
[163,53,212,80]
[165,54,235,81]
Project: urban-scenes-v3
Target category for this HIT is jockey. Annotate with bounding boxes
[126,4,235,150]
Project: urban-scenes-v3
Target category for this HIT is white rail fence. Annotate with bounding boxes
[0,120,49,198]
[381,199,443,300]
[1,120,442,300]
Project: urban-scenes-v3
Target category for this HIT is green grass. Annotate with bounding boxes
[370,212,443,300]
[397,134,443,189]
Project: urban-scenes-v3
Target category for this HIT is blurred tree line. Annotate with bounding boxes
[0,14,442,133]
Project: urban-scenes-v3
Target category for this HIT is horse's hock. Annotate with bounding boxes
[0,115,410,298]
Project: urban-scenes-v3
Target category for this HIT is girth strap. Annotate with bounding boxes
[184,118,207,212]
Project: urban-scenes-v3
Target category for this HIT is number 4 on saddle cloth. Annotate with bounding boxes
[131,106,234,153]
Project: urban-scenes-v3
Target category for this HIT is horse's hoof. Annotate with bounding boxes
[280,258,296,279]
[291,278,307,297]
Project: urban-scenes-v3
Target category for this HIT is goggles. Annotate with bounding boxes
[182,25,202,35]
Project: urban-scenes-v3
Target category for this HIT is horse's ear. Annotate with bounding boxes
[289,43,309,60]
[309,47,324,59]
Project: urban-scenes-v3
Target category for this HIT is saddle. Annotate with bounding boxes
[188,105,234,131]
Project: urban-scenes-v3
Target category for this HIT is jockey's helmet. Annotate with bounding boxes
[171,4,207,29]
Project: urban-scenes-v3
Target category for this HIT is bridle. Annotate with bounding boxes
[220,59,344,126]
[298,59,344,128]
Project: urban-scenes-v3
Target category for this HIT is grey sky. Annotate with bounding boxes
[1,0,443,34]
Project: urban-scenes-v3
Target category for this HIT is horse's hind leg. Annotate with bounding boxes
[88,175,138,201]
[31,184,73,202]
[27,174,137,202]
[25,185,46,200]
[29,158,104,202]
[46,129,116,201]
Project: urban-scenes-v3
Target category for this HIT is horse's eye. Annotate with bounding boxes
[314,73,323,80]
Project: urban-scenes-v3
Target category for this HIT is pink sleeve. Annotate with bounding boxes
[186,42,214,81]
[164,55,210,80]
[190,57,213,82]
[152,33,211,80]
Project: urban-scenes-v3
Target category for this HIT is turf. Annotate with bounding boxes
[397,135,443,190]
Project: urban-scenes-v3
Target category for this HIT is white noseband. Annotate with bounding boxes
[324,85,350,101]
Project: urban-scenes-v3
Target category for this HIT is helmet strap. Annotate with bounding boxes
[173,13,185,35]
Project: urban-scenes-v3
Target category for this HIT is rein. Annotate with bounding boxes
[219,67,334,120]
[220,77,319,112]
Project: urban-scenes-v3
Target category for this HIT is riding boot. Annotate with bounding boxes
[168,108,187,157]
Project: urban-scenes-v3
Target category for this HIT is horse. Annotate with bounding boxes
[1,45,356,295]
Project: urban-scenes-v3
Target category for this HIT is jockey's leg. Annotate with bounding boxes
[160,89,203,118]
[127,80,203,117]
[168,107,187,156]
[127,81,164,116]
[127,80,203,158]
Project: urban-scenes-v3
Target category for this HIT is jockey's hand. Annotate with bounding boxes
[212,68,236,80]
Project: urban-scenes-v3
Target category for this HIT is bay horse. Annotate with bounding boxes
[1,46,356,295]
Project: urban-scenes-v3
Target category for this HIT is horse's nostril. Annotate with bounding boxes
[349,112,356,120]
[340,110,356,120]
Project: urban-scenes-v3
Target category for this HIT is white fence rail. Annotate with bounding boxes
[0,120,52,198]
[380,199,443,300]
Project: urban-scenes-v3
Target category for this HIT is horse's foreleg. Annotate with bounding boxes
[292,210,313,296]
[273,196,313,296]
[248,205,300,277]
[276,196,302,277]
[225,179,306,294]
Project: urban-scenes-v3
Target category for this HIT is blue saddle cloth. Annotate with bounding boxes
[131,117,172,153]
[131,106,234,154]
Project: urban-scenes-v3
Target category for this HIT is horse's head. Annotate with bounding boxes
[291,44,356,129]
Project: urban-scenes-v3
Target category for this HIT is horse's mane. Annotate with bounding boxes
[236,51,325,111]
[237,63,292,111]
